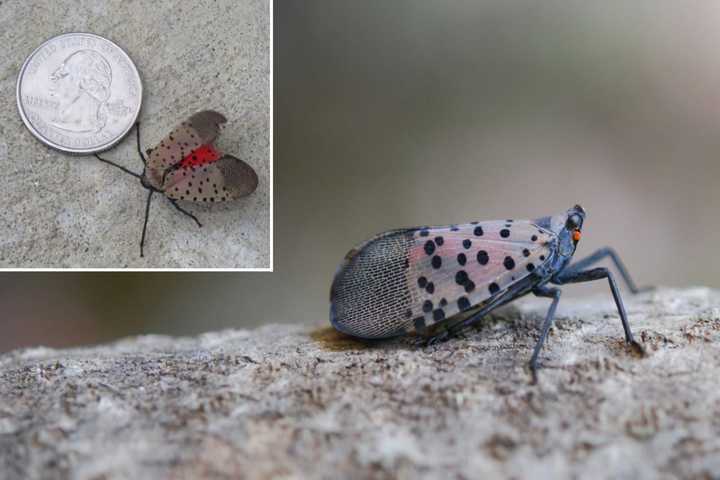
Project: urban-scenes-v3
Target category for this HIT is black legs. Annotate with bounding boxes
[564,247,651,294]
[422,248,646,382]
[168,199,202,228]
[135,122,146,166]
[529,286,561,383]
[526,247,649,376]
[139,197,203,257]
[140,190,154,257]
[93,154,142,180]
[91,122,201,257]
[555,267,635,343]
[94,122,146,177]
[528,266,640,381]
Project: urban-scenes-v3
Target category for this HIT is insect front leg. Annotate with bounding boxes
[529,286,562,384]
[564,247,652,294]
[554,267,637,345]
[93,154,142,180]
[135,122,147,167]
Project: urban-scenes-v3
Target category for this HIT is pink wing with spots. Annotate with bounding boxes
[144,110,259,202]
[145,111,227,188]
[404,220,553,331]
[330,220,554,339]
[163,155,258,203]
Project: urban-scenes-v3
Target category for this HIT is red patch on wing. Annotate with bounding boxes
[179,144,221,168]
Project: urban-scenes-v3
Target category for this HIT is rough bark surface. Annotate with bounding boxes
[1,288,719,479]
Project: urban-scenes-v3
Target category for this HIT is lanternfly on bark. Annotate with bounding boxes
[330,205,650,382]
[94,111,258,256]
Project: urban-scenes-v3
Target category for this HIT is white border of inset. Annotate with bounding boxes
[6,1,273,272]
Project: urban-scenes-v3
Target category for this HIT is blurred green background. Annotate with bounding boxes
[4,1,720,352]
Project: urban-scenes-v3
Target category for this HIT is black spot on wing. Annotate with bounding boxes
[431,256,442,269]
[424,240,435,256]
[503,257,515,270]
[458,296,471,311]
[477,250,489,265]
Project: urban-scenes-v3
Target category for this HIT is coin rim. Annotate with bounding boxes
[16,32,143,156]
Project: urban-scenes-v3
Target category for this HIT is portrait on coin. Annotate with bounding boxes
[49,49,112,133]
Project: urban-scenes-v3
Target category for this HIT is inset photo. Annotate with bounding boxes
[5,0,271,269]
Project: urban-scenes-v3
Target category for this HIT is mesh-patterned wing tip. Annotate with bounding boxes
[187,110,227,144]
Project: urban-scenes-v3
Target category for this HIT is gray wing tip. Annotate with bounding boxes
[221,155,259,197]
[190,110,227,125]
[187,110,227,144]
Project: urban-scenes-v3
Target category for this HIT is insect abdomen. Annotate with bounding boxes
[330,229,416,339]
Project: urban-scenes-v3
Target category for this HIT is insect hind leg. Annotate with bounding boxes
[423,303,485,346]
[563,247,652,294]
[529,286,562,384]
[140,190,154,257]
[167,198,202,228]
[423,329,452,347]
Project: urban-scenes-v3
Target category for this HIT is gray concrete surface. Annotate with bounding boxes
[1,287,718,479]
[0,0,270,268]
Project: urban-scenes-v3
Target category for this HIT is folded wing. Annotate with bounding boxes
[330,220,555,338]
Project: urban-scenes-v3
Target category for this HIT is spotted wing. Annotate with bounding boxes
[162,155,258,202]
[404,220,553,331]
[330,220,554,339]
[145,111,227,187]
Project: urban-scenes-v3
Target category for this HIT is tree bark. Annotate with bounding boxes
[1,288,718,479]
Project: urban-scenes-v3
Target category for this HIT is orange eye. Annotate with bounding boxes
[573,229,582,242]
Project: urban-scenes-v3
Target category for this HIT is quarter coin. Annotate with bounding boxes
[16,32,142,155]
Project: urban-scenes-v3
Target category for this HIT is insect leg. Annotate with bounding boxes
[140,190,154,257]
[94,154,142,180]
[161,164,182,185]
[425,291,512,345]
[563,247,651,294]
[555,267,635,343]
[167,199,202,228]
[135,122,147,167]
[529,286,562,383]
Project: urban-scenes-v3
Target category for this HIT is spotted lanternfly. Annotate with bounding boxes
[94,111,258,256]
[330,205,649,381]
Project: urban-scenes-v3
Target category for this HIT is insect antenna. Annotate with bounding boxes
[93,153,142,180]
[140,190,154,257]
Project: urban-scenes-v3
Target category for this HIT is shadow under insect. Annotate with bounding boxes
[310,326,379,352]
[313,305,521,353]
